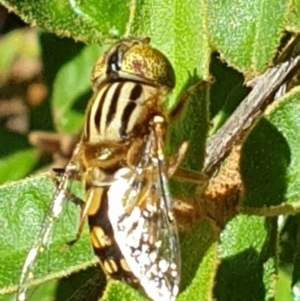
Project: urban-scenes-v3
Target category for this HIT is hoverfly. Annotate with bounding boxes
[17,37,194,301]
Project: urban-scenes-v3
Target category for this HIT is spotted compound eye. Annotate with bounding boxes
[91,37,176,91]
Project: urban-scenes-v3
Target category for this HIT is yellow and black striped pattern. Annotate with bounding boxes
[85,186,136,283]
[83,81,161,143]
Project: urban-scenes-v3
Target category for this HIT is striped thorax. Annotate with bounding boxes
[83,81,160,143]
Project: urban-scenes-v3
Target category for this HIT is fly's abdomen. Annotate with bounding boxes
[83,81,161,144]
[86,186,136,283]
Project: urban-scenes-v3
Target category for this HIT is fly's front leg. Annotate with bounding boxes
[52,167,83,207]
[152,116,209,189]
[167,80,212,192]
[52,141,85,205]
[169,79,213,121]
[168,143,208,223]
[169,141,209,191]
[168,145,209,223]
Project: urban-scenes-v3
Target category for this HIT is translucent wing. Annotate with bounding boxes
[107,124,180,301]
[17,143,83,301]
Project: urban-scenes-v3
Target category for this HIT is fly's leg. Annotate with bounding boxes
[167,140,209,225]
[151,115,209,190]
[125,138,145,168]
[51,171,101,253]
[52,166,84,202]
[169,79,212,121]
[167,79,212,190]
[66,199,89,247]
[52,167,82,182]
[66,188,93,247]
[168,141,209,192]
[162,135,208,221]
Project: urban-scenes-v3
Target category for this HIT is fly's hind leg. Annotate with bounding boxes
[64,188,93,248]
[64,193,89,247]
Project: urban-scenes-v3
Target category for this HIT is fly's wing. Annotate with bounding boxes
[17,143,83,301]
[107,133,180,301]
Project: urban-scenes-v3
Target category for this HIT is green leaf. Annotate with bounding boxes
[0,0,293,75]
[130,0,210,109]
[209,53,250,134]
[0,175,97,295]
[30,34,82,132]
[179,220,218,301]
[0,148,39,184]
[0,131,39,184]
[102,280,147,301]
[290,215,300,300]
[275,270,293,301]
[52,43,102,133]
[214,216,278,301]
[0,29,38,86]
[241,87,300,207]
[287,0,300,33]
[0,0,130,44]
[208,0,290,74]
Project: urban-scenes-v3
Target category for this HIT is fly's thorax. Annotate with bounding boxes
[82,80,168,144]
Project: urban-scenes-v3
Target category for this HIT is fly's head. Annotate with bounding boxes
[91,37,176,93]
